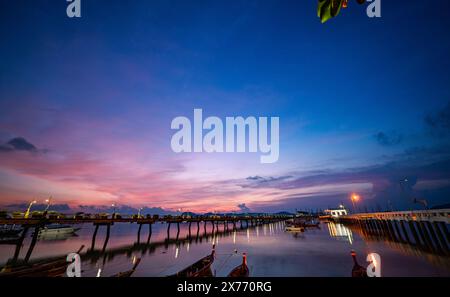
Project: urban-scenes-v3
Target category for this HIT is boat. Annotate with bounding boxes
[37,224,80,237]
[227,253,249,277]
[169,244,215,277]
[0,225,23,238]
[290,216,320,228]
[110,257,141,277]
[285,225,305,232]
[302,221,320,228]
[0,245,85,277]
[350,250,367,277]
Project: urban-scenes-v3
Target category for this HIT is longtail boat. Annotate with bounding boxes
[0,245,85,277]
[302,222,320,228]
[110,257,141,277]
[169,244,215,277]
[350,250,367,277]
[227,253,249,277]
[285,225,305,232]
[0,226,23,238]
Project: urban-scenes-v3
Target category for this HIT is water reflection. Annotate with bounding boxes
[0,220,449,276]
[327,222,354,244]
[348,222,450,270]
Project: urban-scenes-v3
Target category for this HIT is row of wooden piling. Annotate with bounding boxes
[3,217,287,265]
[340,217,449,255]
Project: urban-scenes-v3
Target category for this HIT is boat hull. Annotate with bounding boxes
[38,227,80,236]
[285,226,305,232]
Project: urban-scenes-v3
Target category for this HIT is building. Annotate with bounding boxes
[324,207,348,218]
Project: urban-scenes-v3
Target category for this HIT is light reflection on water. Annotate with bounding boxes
[0,221,449,277]
[327,222,353,244]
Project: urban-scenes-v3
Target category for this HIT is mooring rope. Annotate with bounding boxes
[214,253,234,275]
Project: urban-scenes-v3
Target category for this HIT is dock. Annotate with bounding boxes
[0,215,290,266]
[334,209,450,255]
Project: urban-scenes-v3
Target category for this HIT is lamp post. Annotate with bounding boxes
[138,207,143,219]
[44,197,52,212]
[24,200,37,219]
[351,193,360,213]
[111,203,116,219]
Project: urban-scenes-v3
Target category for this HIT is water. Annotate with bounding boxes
[1,221,449,277]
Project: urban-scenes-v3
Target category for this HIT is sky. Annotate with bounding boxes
[0,0,450,213]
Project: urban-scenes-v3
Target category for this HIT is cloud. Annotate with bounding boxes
[0,203,180,216]
[374,131,403,146]
[238,151,450,211]
[425,101,450,137]
[237,203,250,212]
[77,205,180,215]
[246,176,264,181]
[0,137,38,152]
[244,175,292,186]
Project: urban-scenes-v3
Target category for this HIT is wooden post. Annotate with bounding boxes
[167,222,171,240]
[399,220,412,244]
[196,221,200,239]
[137,224,143,244]
[386,220,399,242]
[415,221,435,252]
[433,222,449,252]
[24,225,41,263]
[439,221,449,243]
[102,224,111,252]
[424,221,444,254]
[91,224,100,250]
[12,226,29,264]
[408,221,422,246]
[147,223,152,244]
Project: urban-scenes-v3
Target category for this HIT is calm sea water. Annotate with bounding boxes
[1,221,449,277]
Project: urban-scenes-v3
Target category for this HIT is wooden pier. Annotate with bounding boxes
[335,209,450,256]
[0,215,290,265]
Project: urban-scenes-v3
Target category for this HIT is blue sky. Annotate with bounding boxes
[0,0,450,213]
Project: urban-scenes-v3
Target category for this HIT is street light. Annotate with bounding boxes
[24,200,37,219]
[138,207,143,219]
[111,203,116,219]
[44,197,52,212]
[351,193,360,213]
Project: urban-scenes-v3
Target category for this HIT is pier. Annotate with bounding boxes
[0,215,290,265]
[334,209,450,256]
